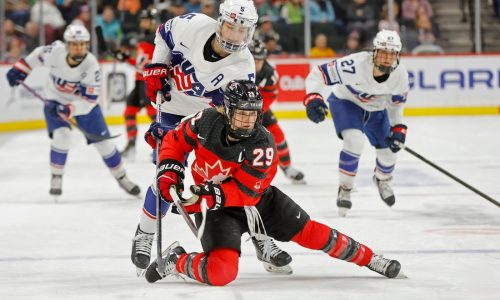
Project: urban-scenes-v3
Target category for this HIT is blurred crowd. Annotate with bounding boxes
[3,0,485,63]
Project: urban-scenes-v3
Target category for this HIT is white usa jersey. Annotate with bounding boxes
[305,51,409,125]
[152,13,256,116]
[24,41,101,116]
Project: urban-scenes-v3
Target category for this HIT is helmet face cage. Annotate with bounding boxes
[248,39,268,60]
[216,0,258,53]
[223,80,263,139]
[372,29,402,74]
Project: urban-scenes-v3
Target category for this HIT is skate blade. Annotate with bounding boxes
[136,267,146,277]
[262,262,293,275]
[338,207,349,217]
[395,271,408,279]
[52,196,59,203]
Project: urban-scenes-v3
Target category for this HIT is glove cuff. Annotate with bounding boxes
[392,124,407,134]
[157,159,185,178]
[143,63,170,78]
[14,59,32,74]
[303,93,324,106]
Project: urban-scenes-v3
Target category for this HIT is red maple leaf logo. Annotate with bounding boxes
[193,160,232,184]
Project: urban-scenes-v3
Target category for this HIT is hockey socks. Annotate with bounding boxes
[176,248,239,286]
[124,106,140,142]
[291,220,373,266]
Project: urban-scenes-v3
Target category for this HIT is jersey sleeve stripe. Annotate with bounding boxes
[181,121,197,147]
[391,93,408,104]
[319,62,343,86]
[233,178,257,197]
[241,163,267,179]
[158,23,175,50]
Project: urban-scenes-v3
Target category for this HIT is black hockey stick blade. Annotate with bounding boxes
[95,26,108,54]
[404,146,500,208]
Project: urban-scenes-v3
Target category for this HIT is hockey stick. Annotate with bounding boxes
[404,146,500,208]
[154,92,167,275]
[169,186,208,240]
[18,81,119,142]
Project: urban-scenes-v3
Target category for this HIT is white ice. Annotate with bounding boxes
[1,116,500,300]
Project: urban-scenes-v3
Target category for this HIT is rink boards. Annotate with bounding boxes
[1,54,500,132]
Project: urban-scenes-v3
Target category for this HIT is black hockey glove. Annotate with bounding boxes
[304,93,328,123]
[188,183,226,210]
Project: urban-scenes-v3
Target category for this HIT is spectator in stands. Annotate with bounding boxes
[345,0,377,39]
[5,0,31,26]
[310,33,336,58]
[96,5,122,47]
[71,4,92,31]
[23,22,41,53]
[255,0,282,23]
[185,0,202,14]
[3,19,17,48]
[160,0,187,21]
[342,30,365,55]
[281,0,304,24]
[263,34,284,55]
[118,0,142,35]
[4,36,26,64]
[309,0,335,23]
[201,0,218,19]
[401,0,433,23]
[378,2,400,32]
[254,16,281,44]
[30,0,66,31]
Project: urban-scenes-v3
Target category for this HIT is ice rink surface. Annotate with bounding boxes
[1,116,500,300]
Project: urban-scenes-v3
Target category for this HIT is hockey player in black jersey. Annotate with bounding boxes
[144,80,403,286]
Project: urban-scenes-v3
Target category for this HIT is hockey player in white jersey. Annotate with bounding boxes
[6,24,140,198]
[131,0,293,276]
[303,29,409,217]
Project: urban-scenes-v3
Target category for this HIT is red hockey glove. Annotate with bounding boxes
[156,159,185,202]
[142,63,171,103]
[187,183,226,210]
[388,124,407,153]
[304,93,328,123]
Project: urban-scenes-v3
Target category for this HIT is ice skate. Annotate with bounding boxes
[337,186,352,217]
[252,237,293,274]
[131,225,154,275]
[116,174,141,196]
[145,241,186,283]
[120,141,136,161]
[373,175,395,207]
[281,166,306,185]
[366,254,401,278]
[49,175,63,201]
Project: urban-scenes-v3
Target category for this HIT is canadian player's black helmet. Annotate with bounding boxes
[248,39,268,60]
[223,80,263,140]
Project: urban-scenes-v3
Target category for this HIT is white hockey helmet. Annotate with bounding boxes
[63,24,91,43]
[372,29,402,74]
[216,0,258,53]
